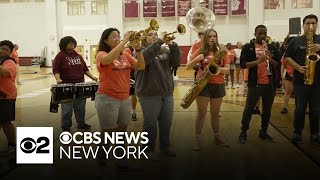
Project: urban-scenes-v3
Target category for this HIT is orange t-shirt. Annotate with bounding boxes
[227,49,235,64]
[10,50,19,65]
[96,51,135,100]
[281,55,294,77]
[0,59,17,99]
[191,49,230,84]
[255,44,270,84]
[191,41,202,55]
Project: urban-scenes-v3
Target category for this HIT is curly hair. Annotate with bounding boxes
[98,28,120,53]
[0,40,14,53]
[59,36,77,51]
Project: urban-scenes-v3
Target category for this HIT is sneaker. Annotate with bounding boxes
[252,107,261,115]
[193,137,201,151]
[17,82,22,85]
[77,123,91,130]
[161,148,176,157]
[8,145,16,153]
[310,134,320,145]
[239,131,247,144]
[258,130,274,142]
[281,108,288,114]
[131,113,137,121]
[291,133,302,144]
[231,85,235,89]
[173,76,179,80]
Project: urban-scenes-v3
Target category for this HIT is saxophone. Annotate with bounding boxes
[304,24,320,85]
[180,46,227,109]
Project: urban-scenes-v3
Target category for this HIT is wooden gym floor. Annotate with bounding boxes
[1,66,320,179]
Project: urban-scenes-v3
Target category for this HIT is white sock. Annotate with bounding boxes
[132,109,136,114]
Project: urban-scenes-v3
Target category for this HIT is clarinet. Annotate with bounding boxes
[262,40,272,76]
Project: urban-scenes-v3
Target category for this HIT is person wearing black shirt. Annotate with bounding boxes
[238,25,281,144]
[285,14,320,145]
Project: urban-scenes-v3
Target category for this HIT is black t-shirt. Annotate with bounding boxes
[284,35,320,86]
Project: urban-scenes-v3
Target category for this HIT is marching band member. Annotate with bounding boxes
[135,29,181,160]
[234,42,243,88]
[188,32,204,81]
[238,25,281,144]
[53,36,97,132]
[95,28,145,166]
[124,46,139,121]
[285,14,320,145]
[280,36,295,114]
[225,43,236,89]
[0,40,16,152]
[186,28,230,150]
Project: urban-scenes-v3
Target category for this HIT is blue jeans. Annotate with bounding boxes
[61,96,86,130]
[139,95,174,152]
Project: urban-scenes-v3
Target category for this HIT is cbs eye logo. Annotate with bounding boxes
[20,137,50,154]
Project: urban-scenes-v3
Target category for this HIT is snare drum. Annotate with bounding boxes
[75,82,92,99]
[50,83,74,104]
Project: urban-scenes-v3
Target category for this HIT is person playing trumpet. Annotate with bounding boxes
[135,28,182,160]
[186,28,230,150]
[95,28,145,168]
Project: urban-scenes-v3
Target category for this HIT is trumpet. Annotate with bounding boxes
[128,19,159,47]
[262,40,272,76]
[164,24,186,43]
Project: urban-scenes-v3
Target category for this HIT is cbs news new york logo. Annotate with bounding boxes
[16,127,53,164]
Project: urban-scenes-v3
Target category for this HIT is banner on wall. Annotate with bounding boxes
[231,0,246,15]
[177,0,191,16]
[161,0,175,17]
[213,0,228,16]
[124,0,139,18]
[143,0,157,17]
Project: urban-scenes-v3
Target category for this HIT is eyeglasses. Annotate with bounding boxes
[0,46,10,52]
[147,33,157,36]
[109,35,121,40]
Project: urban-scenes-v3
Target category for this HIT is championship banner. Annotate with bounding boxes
[177,0,191,16]
[161,0,176,17]
[231,0,246,15]
[124,0,139,18]
[213,0,228,16]
[143,0,157,17]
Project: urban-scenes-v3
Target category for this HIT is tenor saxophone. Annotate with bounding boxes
[304,24,320,85]
[180,46,227,109]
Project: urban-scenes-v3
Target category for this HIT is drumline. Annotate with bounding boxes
[50,81,99,105]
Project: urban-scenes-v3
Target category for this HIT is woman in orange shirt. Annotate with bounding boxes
[95,28,145,167]
[186,28,230,150]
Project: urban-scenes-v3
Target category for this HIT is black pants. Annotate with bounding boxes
[293,85,320,135]
[171,65,179,76]
[241,85,275,132]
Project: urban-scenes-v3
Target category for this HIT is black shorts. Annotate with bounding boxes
[198,84,226,98]
[285,73,293,82]
[0,99,16,123]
